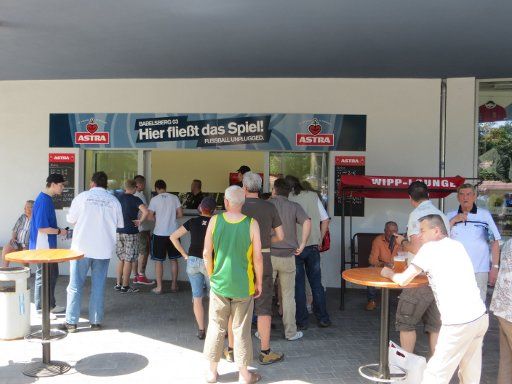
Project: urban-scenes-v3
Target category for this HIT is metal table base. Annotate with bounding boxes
[359,288,407,382]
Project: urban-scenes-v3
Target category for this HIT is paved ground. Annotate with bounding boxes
[0,277,500,383]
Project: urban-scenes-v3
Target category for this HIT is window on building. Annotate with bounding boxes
[84,150,138,193]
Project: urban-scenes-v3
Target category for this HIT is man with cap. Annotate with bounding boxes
[30,173,68,316]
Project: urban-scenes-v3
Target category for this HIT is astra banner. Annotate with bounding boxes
[49,113,366,151]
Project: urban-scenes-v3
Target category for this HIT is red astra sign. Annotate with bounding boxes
[49,153,75,163]
[335,156,365,166]
[75,132,110,144]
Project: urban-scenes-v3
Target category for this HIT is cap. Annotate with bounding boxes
[199,196,217,213]
[46,173,65,184]
[237,165,251,174]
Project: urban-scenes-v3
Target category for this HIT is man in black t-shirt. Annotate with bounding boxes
[115,180,149,293]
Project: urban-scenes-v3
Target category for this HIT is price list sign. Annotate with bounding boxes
[334,156,365,217]
[49,153,75,209]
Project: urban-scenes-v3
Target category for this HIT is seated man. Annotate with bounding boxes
[381,214,488,384]
[366,221,401,310]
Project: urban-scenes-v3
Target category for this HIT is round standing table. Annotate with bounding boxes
[342,267,428,382]
[6,249,84,377]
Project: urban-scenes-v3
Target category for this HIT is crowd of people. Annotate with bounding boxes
[2,171,512,383]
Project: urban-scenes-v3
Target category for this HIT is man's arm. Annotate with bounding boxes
[133,204,149,227]
[176,206,184,219]
[489,240,500,286]
[296,218,311,255]
[202,216,217,276]
[381,264,423,286]
[395,234,421,254]
[271,225,284,243]
[250,219,263,298]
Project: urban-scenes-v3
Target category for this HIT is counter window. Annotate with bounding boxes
[269,152,328,205]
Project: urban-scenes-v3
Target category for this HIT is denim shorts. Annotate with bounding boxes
[186,256,210,298]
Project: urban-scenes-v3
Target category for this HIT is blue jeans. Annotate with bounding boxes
[34,263,59,310]
[186,256,210,298]
[295,245,330,326]
[66,258,110,325]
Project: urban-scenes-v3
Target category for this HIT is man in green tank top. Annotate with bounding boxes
[203,185,263,384]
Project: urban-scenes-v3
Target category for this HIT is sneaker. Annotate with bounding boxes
[223,347,234,363]
[90,323,101,331]
[36,310,57,320]
[365,300,377,311]
[59,322,78,333]
[114,284,122,291]
[254,331,261,340]
[50,305,66,314]
[286,331,303,341]
[197,329,206,340]
[318,320,332,328]
[135,275,154,285]
[120,286,140,293]
[258,350,284,365]
[306,304,313,314]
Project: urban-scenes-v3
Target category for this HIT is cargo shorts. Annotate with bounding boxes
[254,251,273,316]
[395,285,441,334]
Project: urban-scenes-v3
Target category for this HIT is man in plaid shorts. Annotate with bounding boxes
[115,179,149,293]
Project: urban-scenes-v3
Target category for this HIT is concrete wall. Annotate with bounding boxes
[0,78,477,287]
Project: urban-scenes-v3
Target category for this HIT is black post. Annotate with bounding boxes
[340,192,346,310]
[42,263,50,364]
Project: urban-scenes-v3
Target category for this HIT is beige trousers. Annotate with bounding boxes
[203,290,254,367]
[497,316,512,384]
[421,314,488,384]
[271,255,297,339]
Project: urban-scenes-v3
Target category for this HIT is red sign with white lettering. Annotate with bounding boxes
[335,156,366,166]
[49,153,75,163]
[75,132,110,144]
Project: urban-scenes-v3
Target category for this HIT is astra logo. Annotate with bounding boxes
[75,118,110,145]
[296,118,334,146]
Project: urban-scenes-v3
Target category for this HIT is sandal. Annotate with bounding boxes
[151,288,162,295]
[197,329,206,340]
[239,372,261,384]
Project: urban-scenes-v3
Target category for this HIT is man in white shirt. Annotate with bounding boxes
[148,179,183,294]
[393,181,449,355]
[382,214,488,384]
[447,183,501,303]
[62,171,124,332]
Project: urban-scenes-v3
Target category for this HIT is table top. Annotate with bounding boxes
[6,249,84,264]
[342,267,428,289]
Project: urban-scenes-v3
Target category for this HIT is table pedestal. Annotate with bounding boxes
[23,264,70,377]
[358,288,407,382]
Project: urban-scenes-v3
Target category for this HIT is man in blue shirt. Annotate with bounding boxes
[30,174,68,314]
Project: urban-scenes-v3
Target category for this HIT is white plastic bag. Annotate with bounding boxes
[389,340,427,384]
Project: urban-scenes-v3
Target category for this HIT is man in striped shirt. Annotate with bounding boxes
[203,185,263,384]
